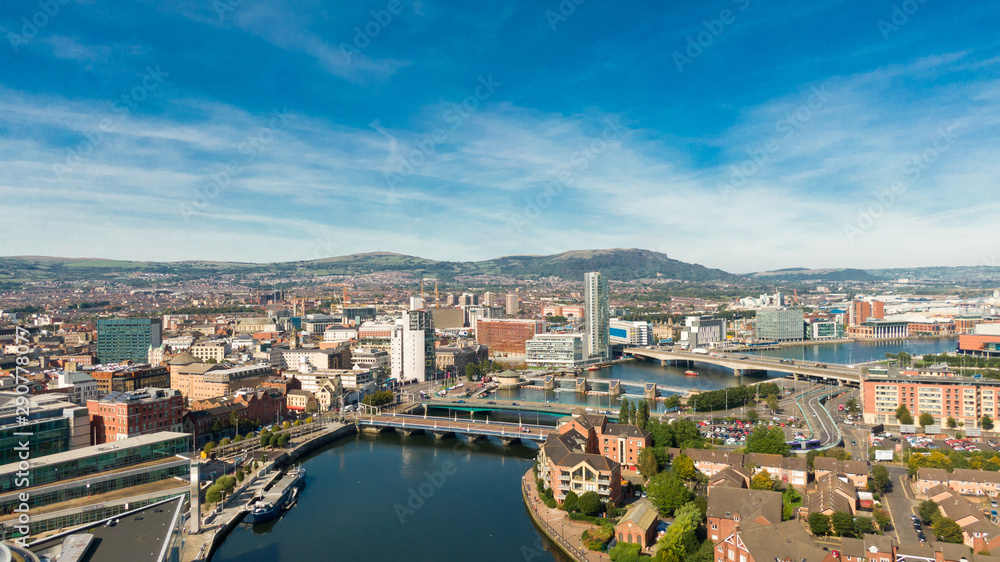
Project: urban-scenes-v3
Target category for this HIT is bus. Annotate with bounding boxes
[787,439,822,450]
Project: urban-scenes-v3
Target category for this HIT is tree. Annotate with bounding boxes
[873,506,891,530]
[746,408,759,422]
[268,434,280,448]
[578,491,602,516]
[620,399,632,425]
[205,484,223,504]
[561,491,578,512]
[767,395,780,414]
[946,417,957,429]
[918,500,941,524]
[854,517,876,536]
[807,512,831,536]
[636,400,650,429]
[202,442,215,456]
[236,468,245,482]
[672,454,696,480]
[831,511,855,537]
[655,501,701,562]
[647,471,692,516]
[638,447,659,480]
[260,431,271,447]
[845,397,859,414]
[220,437,231,446]
[745,427,792,456]
[869,465,891,493]
[664,395,682,411]
[277,433,290,448]
[919,412,935,428]
[896,404,914,425]
[933,517,964,544]
[465,363,477,381]
[750,470,775,491]
[610,542,641,562]
[983,415,995,431]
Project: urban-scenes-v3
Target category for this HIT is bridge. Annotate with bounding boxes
[521,376,684,398]
[355,412,556,446]
[623,348,862,386]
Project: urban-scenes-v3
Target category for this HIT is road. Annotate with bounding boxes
[878,466,938,545]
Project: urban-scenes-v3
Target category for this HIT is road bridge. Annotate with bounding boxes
[356,413,555,446]
[623,348,861,386]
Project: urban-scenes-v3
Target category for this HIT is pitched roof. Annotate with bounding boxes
[806,473,856,514]
[167,351,199,365]
[709,466,750,489]
[918,467,950,482]
[619,499,658,531]
[685,448,744,465]
[735,520,832,562]
[706,488,783,528]
[951,468,1000,485]
[602,423,651,439]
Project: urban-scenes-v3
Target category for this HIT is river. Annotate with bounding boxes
[211,432,565,562]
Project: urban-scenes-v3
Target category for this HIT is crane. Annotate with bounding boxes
[420,277,439,308]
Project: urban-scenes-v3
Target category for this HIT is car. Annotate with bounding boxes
[910,515,919,522]
[456,400,466,403]
[913,521,922,530]
[992,500,998,508]
[917,532,926,543]
[851,440,857,446]
[511,402,519,406]
[487,401,496,404]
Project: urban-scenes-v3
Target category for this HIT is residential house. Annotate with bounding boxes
[706,487,783,544]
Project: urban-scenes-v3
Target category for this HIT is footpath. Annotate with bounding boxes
[521,470,610,562]
[181,420,355,562]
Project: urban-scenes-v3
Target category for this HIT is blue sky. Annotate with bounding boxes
[1,0,998,272]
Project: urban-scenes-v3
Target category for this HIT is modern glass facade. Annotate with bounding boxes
[0,417,69,465]
[585,272,609,359]
[754,308,805,342]
[96,318,162,364]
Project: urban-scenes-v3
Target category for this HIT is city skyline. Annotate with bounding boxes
[2,1,999,272]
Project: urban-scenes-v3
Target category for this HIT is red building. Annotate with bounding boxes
[850,301,884,325]
[191,387,286,425]
[475,319,544,356]
[87,387,184,444]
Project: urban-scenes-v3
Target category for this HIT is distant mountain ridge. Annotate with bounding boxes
[0,248,734,283]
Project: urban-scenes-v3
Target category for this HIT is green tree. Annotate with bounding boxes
[647,471,692,516]
[750,470,775,491]
[831,511,855,537]
[896,404,913,425]
[655,501,701,562]
[746,408,759,422]
[946,417,957,429]
[873,506,891,530]
[259,431,271,447]
[918,500,941,524]
[202,442,215,456]
[277,433,290,448]
[620,399,632,425]
[982,415,994,431]
[205,484,222,504]
[919,412,935,428]
[767,395,780,414]
[268,434,280,448]
[854,517,876,536]
[869,465,891,493]
[610,542,641,562]
[664,395,682,411]
[636,400,650,429]
[845,397,859,414]
[638,447,659,480]
[561,491,578,512]
[933,517,964,544]
[745,427,792,456]
[236,468,245,482]
[807,512,831,536]
[465,363,477,381]
[578,491,602,516]
[220,437,231,446]
[672,454,696,480]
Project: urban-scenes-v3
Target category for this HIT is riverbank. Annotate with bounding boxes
[521,469,608,562]
[182,421,358,562]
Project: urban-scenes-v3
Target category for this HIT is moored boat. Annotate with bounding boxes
[684,370,699,377]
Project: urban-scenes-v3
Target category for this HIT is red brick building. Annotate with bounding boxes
[475,319,544,356]
[87,387,184,444]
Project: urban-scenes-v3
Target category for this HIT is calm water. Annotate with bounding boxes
[212,433,564,562]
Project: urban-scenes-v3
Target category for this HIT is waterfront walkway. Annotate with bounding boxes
[521,470,610,562]
[181,420,353,562]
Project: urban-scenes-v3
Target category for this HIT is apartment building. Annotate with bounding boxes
[87,388,184,444]
[861,368,999,428]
